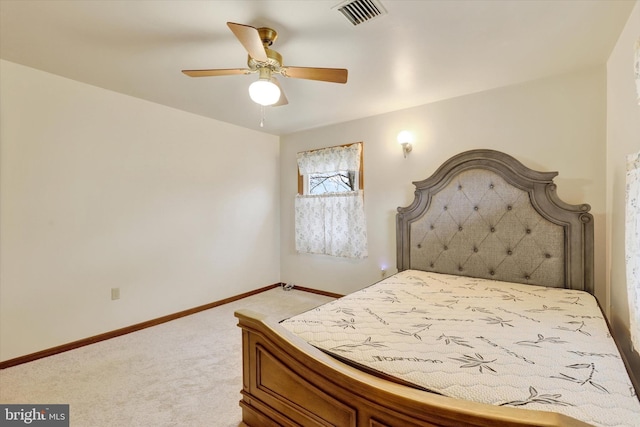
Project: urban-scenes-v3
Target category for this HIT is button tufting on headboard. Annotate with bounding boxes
[396,149,594,293]
[406,168,566,287]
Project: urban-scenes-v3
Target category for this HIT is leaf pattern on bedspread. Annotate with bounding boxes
[450,353,496,373]
[555,321,591,336]
[437,334,473,348]
[329,337,387,353]
[331,318,356,329]
[466,306,493,314]
[389,307,430,315]
[526,305,564,313]
[500,294,523,302]
[480,316,514,327]
[330,307,356,316]
[551,363,609,393]
[500,386,574,407]
[279,270,640,427]
[432,299,458,309]
[392,324,432,340]
[560,296,584,306]
[515,334,568,347]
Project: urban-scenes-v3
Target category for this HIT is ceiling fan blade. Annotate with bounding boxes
[282,66,348,84]
[182,68,250,77]
[227,22,268,62]
[272,77,288,107]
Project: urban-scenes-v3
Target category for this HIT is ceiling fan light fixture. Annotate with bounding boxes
[184,22,348,109]
[249,77,280,106]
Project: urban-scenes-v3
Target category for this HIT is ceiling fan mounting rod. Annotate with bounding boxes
[257,27,278,47]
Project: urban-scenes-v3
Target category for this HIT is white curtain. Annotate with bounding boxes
[626,150,640,350]
[295,191,368,259]
[297,143,361,174]
[635,37,640,105]
[295,143,367,259]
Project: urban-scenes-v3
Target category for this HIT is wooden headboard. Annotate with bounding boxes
[396,149,594,294]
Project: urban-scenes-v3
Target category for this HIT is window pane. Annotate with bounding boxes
[309,171,355,194]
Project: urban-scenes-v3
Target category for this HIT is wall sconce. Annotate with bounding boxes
[397,130,413,158]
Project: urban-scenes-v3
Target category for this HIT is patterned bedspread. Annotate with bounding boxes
[280,270,640,427]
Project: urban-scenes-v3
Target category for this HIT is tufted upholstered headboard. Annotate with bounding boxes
[396,149,594,294]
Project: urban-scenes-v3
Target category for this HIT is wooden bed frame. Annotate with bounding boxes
[236,149,596,426]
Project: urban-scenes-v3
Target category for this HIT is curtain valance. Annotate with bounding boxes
[297,143,361,174]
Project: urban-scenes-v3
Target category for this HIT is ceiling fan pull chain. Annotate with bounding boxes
[260,105,266,128]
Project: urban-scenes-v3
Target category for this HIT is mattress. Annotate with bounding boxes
[280,270,640,427]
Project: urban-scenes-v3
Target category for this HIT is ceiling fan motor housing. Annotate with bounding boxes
[248,47,282,72]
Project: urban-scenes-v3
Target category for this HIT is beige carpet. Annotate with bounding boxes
[0,287,334,426]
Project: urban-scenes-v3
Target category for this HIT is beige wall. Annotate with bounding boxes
[606,1,640,384]
[280,66,607,303]
[0,60,281,362]
[2,29,631,368]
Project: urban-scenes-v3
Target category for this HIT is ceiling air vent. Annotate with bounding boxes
[335,0,387,26]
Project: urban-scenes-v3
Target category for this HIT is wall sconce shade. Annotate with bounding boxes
[397,130,413,158]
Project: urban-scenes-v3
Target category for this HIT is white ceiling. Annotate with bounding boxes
[0,0,634,135]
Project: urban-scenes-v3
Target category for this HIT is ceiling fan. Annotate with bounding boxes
[182,22,348,107]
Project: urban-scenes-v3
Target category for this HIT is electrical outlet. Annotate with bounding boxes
[111,287,120,300]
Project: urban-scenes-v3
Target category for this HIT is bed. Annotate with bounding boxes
[235,149,640,427]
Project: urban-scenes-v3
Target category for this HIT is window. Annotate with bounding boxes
[294,142,367,259]
[308,170,356,194]
[298,142,364,195]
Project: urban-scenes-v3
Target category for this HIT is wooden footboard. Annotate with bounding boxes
[235,309,591,427]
